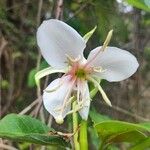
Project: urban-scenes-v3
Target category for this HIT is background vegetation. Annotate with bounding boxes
[0,0,150,149]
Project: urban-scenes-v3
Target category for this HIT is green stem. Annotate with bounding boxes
[79,120,88,150]
[99,141,104,150]
[72,101,80,150]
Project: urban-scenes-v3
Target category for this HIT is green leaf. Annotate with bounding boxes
[129,137,150,150]
[83,26,97,43]
[0,114,70,148]
[140,122,150,130]
[90,109,111,124]
[95,120,150,147]
[126,0,150,12]
[88,127,100,150]
[0,80,9,89]
[27,69,37,87]
[108,130,146,143]
[27,61,49,88]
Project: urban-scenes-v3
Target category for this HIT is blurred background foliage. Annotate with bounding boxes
[0,0,150,149]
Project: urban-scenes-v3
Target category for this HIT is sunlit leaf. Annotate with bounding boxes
[95,120,150,148]
[140,122,150,130]
[126,0,150,12]
[27,69,37,87]
[108,130,146,143]
[129,137,150,150]
[0,114,70,148]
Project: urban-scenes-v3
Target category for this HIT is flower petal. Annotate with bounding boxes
[43,75,73,123]
[79,81,91,120]
[37,19,86,69]
[87,46,139,82]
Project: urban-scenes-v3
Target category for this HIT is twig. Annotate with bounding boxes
[0,75,2,118]
[19,99,39,115]
[65,3,88,22]
[12,54,28,101]
[0,37,8,58]
[39,106,45,123]
[33,96,43,117]
[99,101,150,122]
[34,0,43,118]
[0,144,18,150]
[6,1,30,11]
[36,0,43,28]
[1,50,14,116]
[112,105,149,122]
[55,0,64,20]
[0,37,7,116]
[47,114,53,127]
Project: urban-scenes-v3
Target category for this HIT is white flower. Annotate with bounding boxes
[37,19,139,124]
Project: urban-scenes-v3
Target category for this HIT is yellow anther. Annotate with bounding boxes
[66,54,81,65]
[93,66,107,73]
[101,30,113,51]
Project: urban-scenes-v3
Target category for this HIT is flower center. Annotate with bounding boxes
[66,54,93,80]
[67,61,91,80]
[75,68,86,79]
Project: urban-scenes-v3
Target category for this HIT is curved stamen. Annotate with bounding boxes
[87,76,112,106]
[44,81,64,93]
[66,102,83,115]
[93,66,107,73]
[53,96,75,112]
[65,54,81,66]
[80,80,86,103]
[84,30,113,68]
[44,74,69,93]
[77,79,80,103]
[55,77,76,124]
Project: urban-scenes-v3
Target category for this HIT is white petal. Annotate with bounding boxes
[37,19,86,69]
[79,81,91,120]
[43,75,73,122]
[87,47,139,82]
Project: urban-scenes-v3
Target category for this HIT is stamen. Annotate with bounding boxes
[44,81,64,93]
[65,96,75,107]
[84,30,113,68]
[59,78,76,116]
[101,30,113,51]
[44,74,68,93]
[93,66,107,73]
[77,80,80,103]
[54,78,76,124]
[66,102,83,115]
[53,97,75,112]
[80,82,91,108]
[87,76,112,106]
[79,80,86,104]
[66,54,81,65]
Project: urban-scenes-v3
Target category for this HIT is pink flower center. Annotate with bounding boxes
[67,61,92,81]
